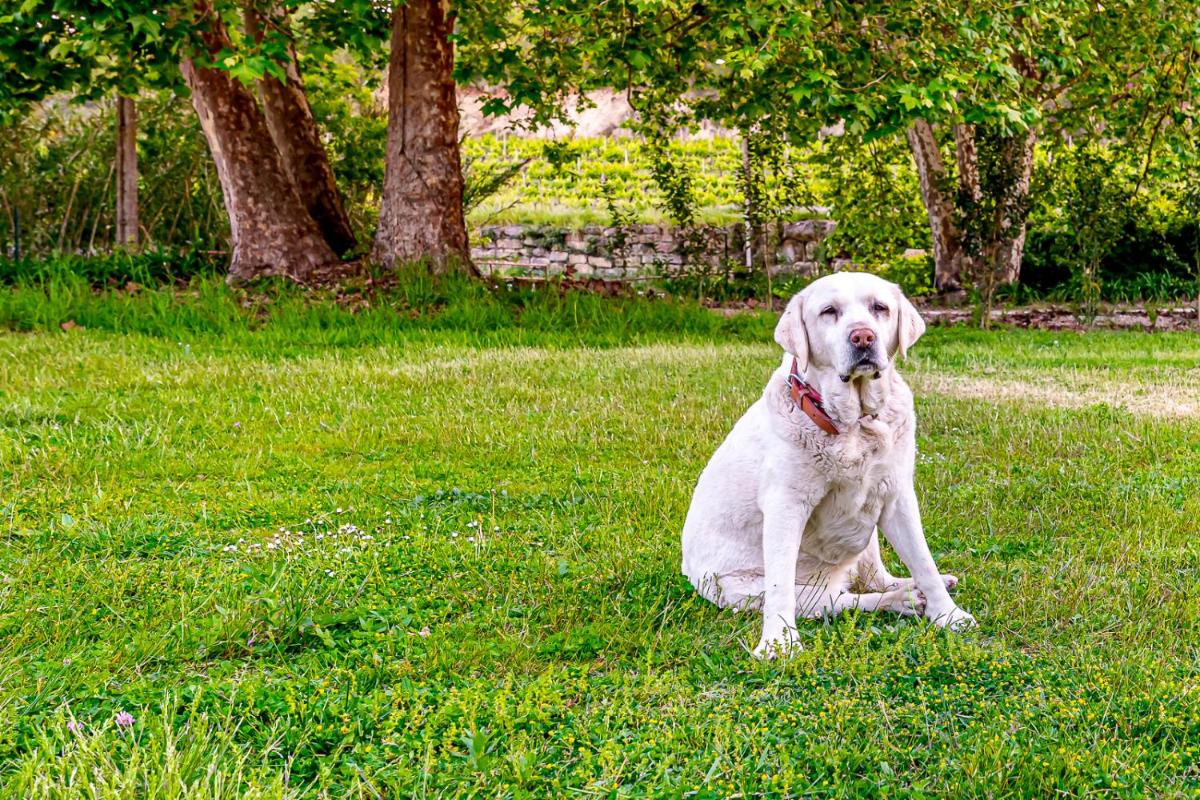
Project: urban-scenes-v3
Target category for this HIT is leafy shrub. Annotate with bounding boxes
[1019,228,1074,295]
[1063,144,1128,321]
[817,135,931,274]
[1023,141,1200,303]
[878,253,936,298]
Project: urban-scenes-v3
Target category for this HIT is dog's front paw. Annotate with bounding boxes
[881,587,926,616]
[753,625,802,659]
[925,601,976,631]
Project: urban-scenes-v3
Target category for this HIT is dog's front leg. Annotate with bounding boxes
[880,486,975,631]
[753,488,816,659]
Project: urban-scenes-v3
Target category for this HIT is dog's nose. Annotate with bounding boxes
[849,327,876,348]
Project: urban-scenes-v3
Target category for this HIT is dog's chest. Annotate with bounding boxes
[802,462,894,564]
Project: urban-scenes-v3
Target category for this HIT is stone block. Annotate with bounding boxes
[776,241,802,263]
[769,261,818,277]
[781,219,836,240]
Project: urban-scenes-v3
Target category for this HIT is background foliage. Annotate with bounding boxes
[3,0,1200,304]
[7,88,1200,304]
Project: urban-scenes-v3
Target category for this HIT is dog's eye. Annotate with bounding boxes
[871,302,889,315]
[820,305,839,317]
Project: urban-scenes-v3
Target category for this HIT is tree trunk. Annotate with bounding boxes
[953,122,986,290]
[372,0,472,272]
[955,124,1037,286]
[245,9,357,256]
[994,128,1037,284]
[906,120,963,292]
[907,120,1037,292]
[115,96,138,248]
[741,133,753,269]
[181,2,336,283]
[954,123,981,206]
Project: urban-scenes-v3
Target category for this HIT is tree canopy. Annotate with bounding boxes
[459,0,1200,140]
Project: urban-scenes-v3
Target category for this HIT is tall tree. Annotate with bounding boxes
[182,0,337,282]
[894,6,1198,293]
[372,0,471,272]
[908,119,1037,293]
[245,6,357,256]
[115,96,139,247]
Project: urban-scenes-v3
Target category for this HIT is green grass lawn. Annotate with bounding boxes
[2,285,1200,797]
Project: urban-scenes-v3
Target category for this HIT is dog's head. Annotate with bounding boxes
[774,272,925,380]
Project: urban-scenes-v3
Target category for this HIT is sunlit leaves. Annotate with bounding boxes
[0,1,338,115]
[456,0,1200,151]
[0,2,187,113]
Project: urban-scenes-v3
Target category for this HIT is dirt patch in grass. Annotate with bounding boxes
[914,373,1200,418]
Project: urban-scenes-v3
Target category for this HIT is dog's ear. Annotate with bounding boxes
[774,293,810,370]
[894,284,926,360]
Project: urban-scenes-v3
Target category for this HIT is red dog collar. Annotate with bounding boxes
[787,357,839,435]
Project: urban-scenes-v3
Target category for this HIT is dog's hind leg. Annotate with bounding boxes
[691,571,765,612]
[796,581,926,619]
[853,529,958,593]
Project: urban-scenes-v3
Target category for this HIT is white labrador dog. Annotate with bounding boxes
[681,271,974,658]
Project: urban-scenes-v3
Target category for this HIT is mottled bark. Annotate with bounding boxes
[906,120,963,291]
[955,124,1037,285]
[246,8,357,256]
[115,96,138,247]
[993,128,1037,284]
[181,1,336,283]
[372,0,473,272]
[954,123,981,206]
[907,120,1037,292]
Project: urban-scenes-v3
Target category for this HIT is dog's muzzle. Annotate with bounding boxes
[841,350,883,381]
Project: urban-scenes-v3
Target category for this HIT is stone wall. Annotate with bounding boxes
[471,219,836,280]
